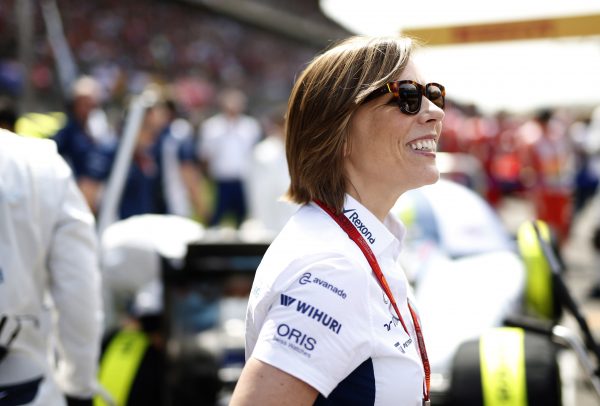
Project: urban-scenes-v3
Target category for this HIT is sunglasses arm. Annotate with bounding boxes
[362,85,392,104]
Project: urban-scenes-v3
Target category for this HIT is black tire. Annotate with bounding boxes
[448,328,561,406]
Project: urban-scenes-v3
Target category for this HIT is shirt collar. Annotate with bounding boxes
[337,194,405,257]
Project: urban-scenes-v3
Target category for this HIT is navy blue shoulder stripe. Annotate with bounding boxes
[314,358,375,405]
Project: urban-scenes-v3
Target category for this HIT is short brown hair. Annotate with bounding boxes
[285,36,415,214]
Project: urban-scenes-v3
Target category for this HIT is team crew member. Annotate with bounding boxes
[0,130,103,405]
[230,35,445,405]
[52,76,115,214]
[197,88,262,228]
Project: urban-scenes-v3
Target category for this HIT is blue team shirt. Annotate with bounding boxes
[53,116,114,181]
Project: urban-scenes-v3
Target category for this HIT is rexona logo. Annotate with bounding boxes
[273,323,317,358]
[280,294,342,334]
[299,272,347,299]
[343,209,376,244]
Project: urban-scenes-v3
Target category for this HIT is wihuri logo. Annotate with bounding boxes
[280,294,342,334]
[343,209,376,244]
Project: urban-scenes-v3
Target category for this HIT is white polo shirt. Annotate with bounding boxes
[245,195,426,406]
[198,113,261,180]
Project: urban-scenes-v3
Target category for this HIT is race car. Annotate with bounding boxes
[392,178,593,406]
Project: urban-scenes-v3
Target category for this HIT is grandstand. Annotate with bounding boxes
[0,0,351,120]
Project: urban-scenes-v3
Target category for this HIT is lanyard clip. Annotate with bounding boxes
[422,400,431,406]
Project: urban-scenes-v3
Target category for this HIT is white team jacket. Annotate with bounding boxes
[0,130,103,404]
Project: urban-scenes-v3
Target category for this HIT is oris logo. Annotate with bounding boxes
[343,209,376,244]
[275,323,317,352]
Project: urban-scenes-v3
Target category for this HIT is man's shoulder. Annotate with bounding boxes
[1,131,72,190]
[0,130,58,159]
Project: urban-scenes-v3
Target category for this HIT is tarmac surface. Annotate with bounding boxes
[497,196,600,406]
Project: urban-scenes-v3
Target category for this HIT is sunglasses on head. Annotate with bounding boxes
[363,80,445,115]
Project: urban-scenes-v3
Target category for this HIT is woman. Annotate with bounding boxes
[230,35,445,405]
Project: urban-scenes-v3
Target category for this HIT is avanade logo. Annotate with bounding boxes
[343,208,376,244]
[280,294,343,334]
[299,272,347,299]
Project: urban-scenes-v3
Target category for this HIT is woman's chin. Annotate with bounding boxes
[419,169,440,187]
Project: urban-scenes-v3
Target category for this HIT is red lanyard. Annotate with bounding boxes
[315,200,431,402]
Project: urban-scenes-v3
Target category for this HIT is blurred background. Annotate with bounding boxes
[323,0,600,112]
[3,0,600,404]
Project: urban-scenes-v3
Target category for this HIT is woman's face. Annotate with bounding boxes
[344,59,445,199]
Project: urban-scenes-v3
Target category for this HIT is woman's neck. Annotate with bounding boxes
[346,181,399,223]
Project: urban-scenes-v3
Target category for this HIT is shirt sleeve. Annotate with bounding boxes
[177,135,197,163]
[46,153,103,398]
[249,256,373,397]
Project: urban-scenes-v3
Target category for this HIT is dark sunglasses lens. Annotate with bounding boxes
[398,83,421,114]
[427,85,445,109]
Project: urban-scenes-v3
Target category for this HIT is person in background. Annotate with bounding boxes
[231,35,445,405]
[0,129,103,406]
[155,99,208,221]
[244,104,297,234]
[198,88,262,228]
[117,97,169,220]
[517,109,575,245]
[94,280,165,406]
[52,76,116,214]
[569,109,600,216]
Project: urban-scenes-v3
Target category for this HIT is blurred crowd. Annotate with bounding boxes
[441,100,600,246]
[0,0,325,232]
[0,77,294,236]
[1,0,600,242]
[0,0,319,116]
